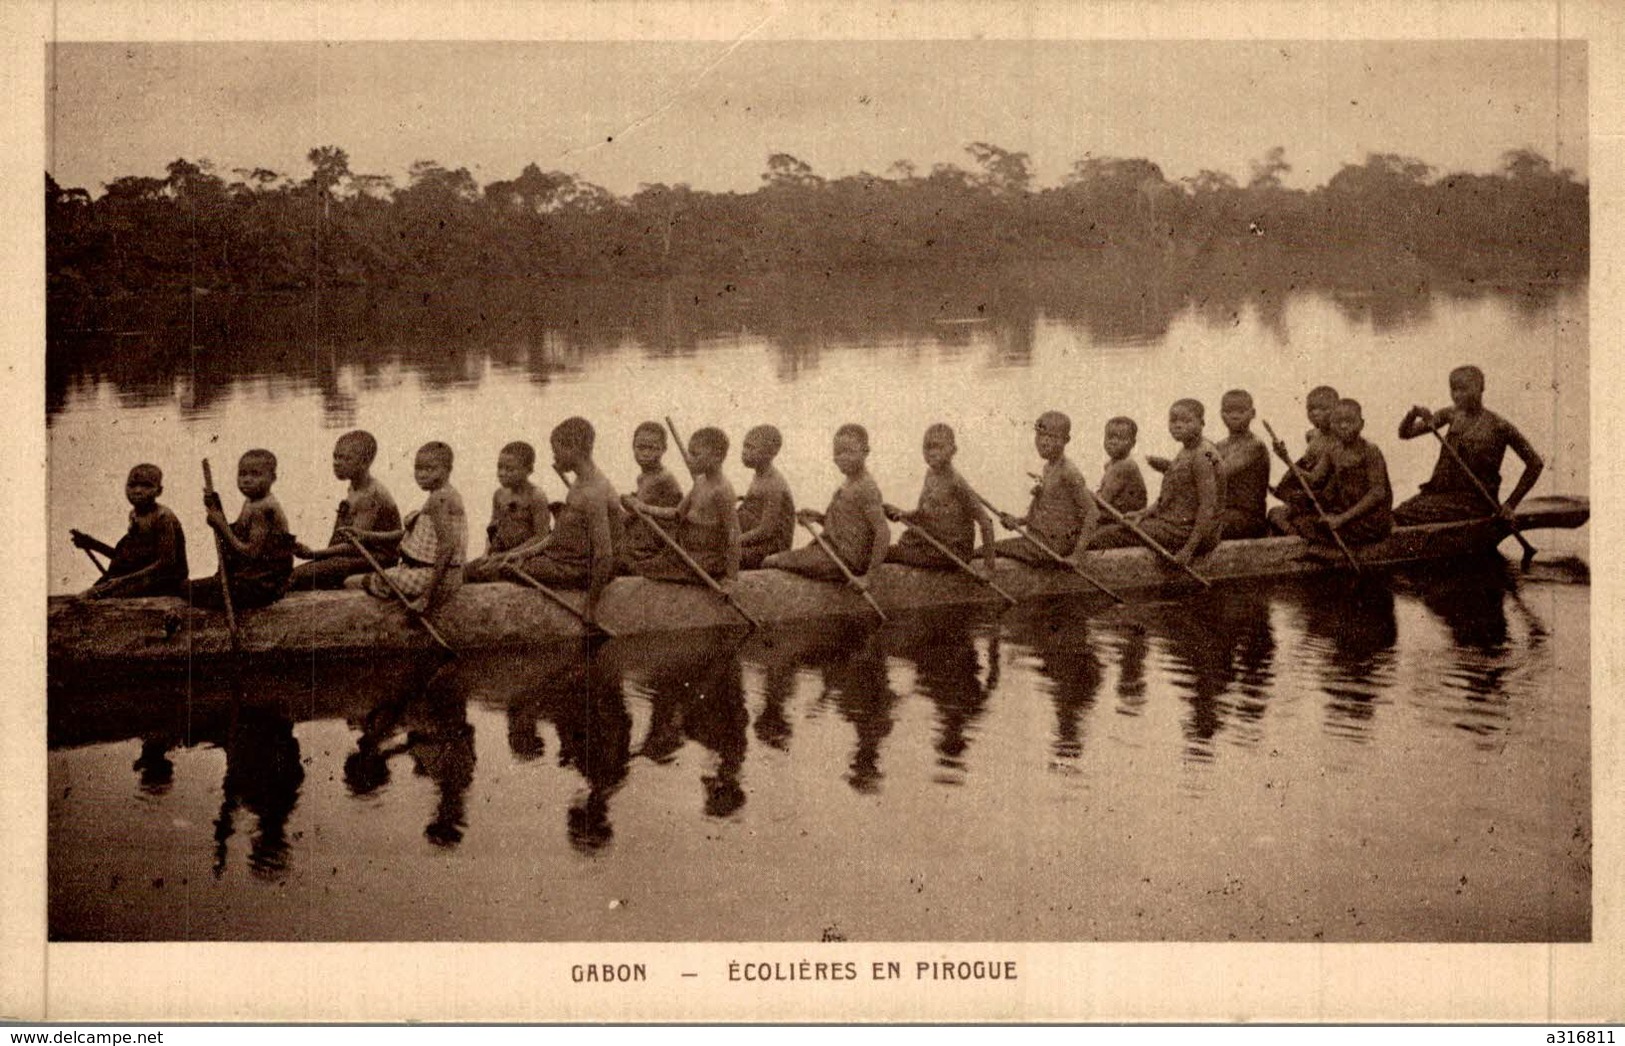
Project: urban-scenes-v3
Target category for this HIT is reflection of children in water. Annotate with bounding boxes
[1285,575,1398,743]
[1004,606,1104,764]
[887,613,996,781]
[212,706,304,880]
[816,627,896,795]
[550,655,633,853]
[342,662,477,848]
[633,638,750,817]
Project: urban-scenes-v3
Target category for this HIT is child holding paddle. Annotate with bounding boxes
[290,430,402,590]
[1214,390,1271,539]
[1096,416,1148,514]
[190,449,296,610]
[1268,385,1340,534]
[620,421,685,576]
[993,410,1097,567]
[883,423,996,574]
[1089,399,1223,566]
[463,440,552,583]
[1394,365,1544,525]
[763,423,890,593]
[624,427,742,591]
[71,463,189,599]
[343,442,467,615]
[499,418,625,625]
[1278,399,1393,557]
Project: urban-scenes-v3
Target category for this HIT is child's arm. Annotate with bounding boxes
[1501,420,1545,512]
[484,490,503,555]
[528,488,553,540]
[1176,454,1220,563]
[625,489,687,522]
[851,492,890,589]
[1399,405,1453,439]
[718,485,742,586]
[1067,466,1100,561]
[1146,455,1172,473]
[70,530,119,558]
[91,515,182,595]
[584,488,616,622]
[211,499,271,559]
[954,473,999,571]
[740,477,786,544]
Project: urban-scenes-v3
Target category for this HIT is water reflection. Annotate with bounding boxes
[1281,576,1400,745]
[885,611,996,784]
[213,704,304,880]
[1402,557,1528,749]
[1005,603,1105,766]
[627,633,751,819]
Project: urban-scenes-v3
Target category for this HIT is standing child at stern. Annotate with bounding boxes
[994,411,1097,567]
[344,442,467,614]
[1280,399,1393,555]
[1096,416,1149,515]
[72,463,189,599]
[738,425,796,570]
[1214,390,1270,539]
[290,430,402,590]
[464,441,552,583]
[620,421,685,575]
[762,423,889,592]
[1089,399,1223,564]
[883,423,996,573]
[625,427,742,590]
[190,449,296,610]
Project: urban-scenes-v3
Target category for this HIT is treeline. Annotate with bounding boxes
[46,143,1587,295]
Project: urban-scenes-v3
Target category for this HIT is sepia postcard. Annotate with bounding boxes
[4,0,1622,1025]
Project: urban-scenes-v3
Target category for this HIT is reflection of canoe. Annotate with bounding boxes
[48,495,1587,670]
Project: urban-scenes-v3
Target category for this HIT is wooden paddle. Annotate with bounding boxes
[625,497,761,630]
[797,517,888,622]
[1426,421,1537,565]
[505,562,617,639]
[1027,472,1211,589]
[972,490,1124,604]
[345,535,454,653]
[1261,420,1362,573]
[894,516,1017,606]
[69,529,109,576]
[201,459,241,654]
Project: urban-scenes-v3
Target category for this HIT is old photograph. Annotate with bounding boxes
[16,0,1614,1023]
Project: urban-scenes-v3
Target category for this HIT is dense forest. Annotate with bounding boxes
[46,144,1587,296]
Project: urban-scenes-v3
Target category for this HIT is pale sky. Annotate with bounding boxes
[47,40,1587,197]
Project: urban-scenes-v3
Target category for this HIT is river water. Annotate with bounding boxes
[46,265,1590,940]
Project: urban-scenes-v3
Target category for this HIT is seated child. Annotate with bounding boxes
[1214,389,1270,539]
[1278,399,1393,554]
[290,430,402,590]
[1097,416,1148,515]
[883,422,996,573]
[624,427,741,589]
[72,463,189,599]
[464,440,552,583]
[1394,365,1544,525]
[190,449,296,610]
[1268,384,1339,534]
[620,421,685,575]
[1089,398,1223,564]
[993,410,1097,566]
[738,424,795,570]
[762,423,889,592]
[502,418,625,625]
[343,442,467,614]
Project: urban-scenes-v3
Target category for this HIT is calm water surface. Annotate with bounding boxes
[46,270,1590,940]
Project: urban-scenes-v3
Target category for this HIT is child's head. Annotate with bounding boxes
[237,449,277,498]
[1168,399,1205,443]
[922,422,957,469]
[1331,398,1365,442]
[1103,417,1137,460]
[687,427,729,474]
[1306,386,1340,431]
[832,423,870,476]
[1448,365,1486,409]
[633,421,668,471]
[1220,390,1255,435]
[1034,410,1071,459]
[498,441,536,488]
[332,430,377,480]
[125,463,163,507]
[551,417,595,470]
[741,424,782,470]
[414,441,454,491]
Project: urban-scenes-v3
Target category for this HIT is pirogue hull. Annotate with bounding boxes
[48,495,1588,669]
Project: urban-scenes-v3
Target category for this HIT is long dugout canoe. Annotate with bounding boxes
[48,495,1588,667]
